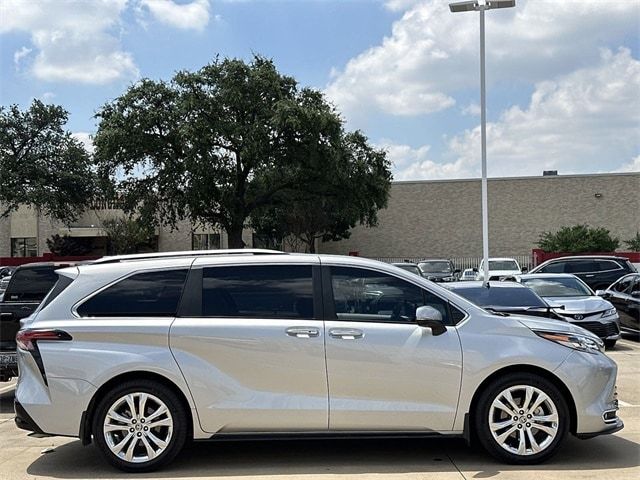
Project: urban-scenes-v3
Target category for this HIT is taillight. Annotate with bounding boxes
[16,329,72,351]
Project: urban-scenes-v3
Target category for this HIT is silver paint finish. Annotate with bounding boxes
[14,252,621,451]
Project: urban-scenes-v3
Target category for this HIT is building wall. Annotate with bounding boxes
[319,173,640,258]
[2,173,638,259]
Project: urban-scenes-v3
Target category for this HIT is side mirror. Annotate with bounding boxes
[472,268,478,273]
[521,266,528,273]
[415,306,447,336]
[595,289,607,297]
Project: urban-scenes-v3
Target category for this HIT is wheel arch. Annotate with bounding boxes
[80,370,194,445]
[465,364,578,443]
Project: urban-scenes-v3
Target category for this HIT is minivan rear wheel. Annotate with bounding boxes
[92,380,188,472]
[475,373,569,464]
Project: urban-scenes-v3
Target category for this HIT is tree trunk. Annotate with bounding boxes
[227,225,245,249]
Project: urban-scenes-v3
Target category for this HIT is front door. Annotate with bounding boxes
[170,261,328,434]
[323,265,463,432]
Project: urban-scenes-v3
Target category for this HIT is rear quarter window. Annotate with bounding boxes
[77,269,188,317]
[4,267,58,302]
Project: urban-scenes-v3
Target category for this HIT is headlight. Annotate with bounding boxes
[535,330,604,354]
[602,308,617,318]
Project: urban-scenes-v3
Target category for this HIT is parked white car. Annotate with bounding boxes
[476,258,524,281]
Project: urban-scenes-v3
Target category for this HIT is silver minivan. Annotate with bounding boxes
[14,250,622,472]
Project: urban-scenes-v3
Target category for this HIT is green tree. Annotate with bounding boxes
[537,225,620,253]
[253,131,391,253]
[624,231,640,252]
[0,100,95,222]
[94,55,391,248]
[102,217,156,255]
[46,234,91,257]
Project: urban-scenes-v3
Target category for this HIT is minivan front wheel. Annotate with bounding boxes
[92,380,188,472]
[475,374,569,464]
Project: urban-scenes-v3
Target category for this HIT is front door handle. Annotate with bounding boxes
[329,328,364,340]
[285,327,320,338]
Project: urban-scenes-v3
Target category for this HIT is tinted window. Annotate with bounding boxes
[521,277,592,297]
[78,269,188,317]
[565,260,598,273]
[538,261,564,273]
[4,267,58,302]
[202,265,313,319]
[451,286,546,308]
[597,260,622,271]
[613,276,635,294]
[488,260,519,270]
[330,267,451,324]
[420,261,452,273]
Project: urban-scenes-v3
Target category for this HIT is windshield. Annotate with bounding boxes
[486,260,519,271]
[521,277,592,297]
[395,264,422,275]
[451,286,547,308]
[420,261,452,273]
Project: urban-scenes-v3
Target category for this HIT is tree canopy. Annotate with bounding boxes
[94,55,391,248]
[0,100,95,222]
[537,225,620,253]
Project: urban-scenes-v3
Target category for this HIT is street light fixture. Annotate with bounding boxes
[449,0,515,286]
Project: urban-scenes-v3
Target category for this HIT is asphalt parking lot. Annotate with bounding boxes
[1,337,639,480]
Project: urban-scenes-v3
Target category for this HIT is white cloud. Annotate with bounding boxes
[379,141,474,180]
[461,102,480,117]
[616,155,640,173]
[72,132,95,155]
[0,0,138,84]
[13,46,32,67]
[326,0,639,119]
[140,0,210,31]
[384,48,640,180]
[447,48,640,178]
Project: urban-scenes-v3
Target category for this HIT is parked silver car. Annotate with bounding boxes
[511,273,621,349]
[15,250,622,472]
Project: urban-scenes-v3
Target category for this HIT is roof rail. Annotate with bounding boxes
[91,249,287,265]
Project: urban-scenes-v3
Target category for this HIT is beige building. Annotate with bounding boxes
[318,172,640,259]
[1,172,638,260]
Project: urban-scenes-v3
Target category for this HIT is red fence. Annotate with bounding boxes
[0,253,100,267]
[531,249,640,267]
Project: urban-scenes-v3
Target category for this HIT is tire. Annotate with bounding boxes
[604,339,617,349]
[92,379,188,472]
[474,373,569,464]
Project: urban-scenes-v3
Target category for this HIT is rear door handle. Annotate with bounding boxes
[585,274,595,277]
[329,328,364,340]
[285,327,320,338]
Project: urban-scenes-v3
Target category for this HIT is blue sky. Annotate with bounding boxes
[1,0,639,179]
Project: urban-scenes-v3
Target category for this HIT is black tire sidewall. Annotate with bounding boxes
[92,379,188,472]
[474,373,569,464]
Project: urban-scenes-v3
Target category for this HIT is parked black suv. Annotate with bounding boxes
[598,273,640,335]
[0,262,75,381]
[529,256,637,291]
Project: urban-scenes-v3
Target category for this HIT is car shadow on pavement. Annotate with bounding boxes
[26,434,640,479]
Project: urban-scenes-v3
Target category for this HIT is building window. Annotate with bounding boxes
[11,237,38,257]
[252,233,283,250]
[192,233,221,250]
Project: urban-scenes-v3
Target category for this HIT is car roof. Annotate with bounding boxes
[540,255,629,261]
[418,259,451,262]
[517,273,577,279]
[444,281,528,289]
[91,248,286,264]
[14,261,80,270]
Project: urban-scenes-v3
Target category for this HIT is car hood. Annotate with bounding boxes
[544,296,612,313]
[513,314,601,340]
[423,272,454,278]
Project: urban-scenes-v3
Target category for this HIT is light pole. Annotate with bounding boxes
[449,0,515,286]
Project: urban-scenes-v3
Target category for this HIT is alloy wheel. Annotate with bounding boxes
[103,392,174,463]
[488,384,559,456]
